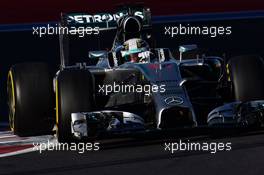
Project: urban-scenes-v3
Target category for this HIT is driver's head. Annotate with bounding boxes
[121,38,149,63]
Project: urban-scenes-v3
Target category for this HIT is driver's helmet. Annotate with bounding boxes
[121,38,150,63]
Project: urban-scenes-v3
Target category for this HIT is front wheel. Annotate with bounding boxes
[228,55,264,101]
[7,62,54,136]
[56,69,95,142]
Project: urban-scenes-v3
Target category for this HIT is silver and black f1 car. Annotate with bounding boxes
[7,6,264,142]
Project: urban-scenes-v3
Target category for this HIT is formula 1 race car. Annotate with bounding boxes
[7,5,264,142]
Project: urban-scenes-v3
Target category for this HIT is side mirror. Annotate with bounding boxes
[179,77,202,87]
[88,51,107,59]
[88,51,109,67]
[179,44,198,61]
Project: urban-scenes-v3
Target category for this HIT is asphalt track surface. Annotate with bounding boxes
[1,127,264,175]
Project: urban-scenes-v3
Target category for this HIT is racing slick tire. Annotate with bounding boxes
[7,62,54,136]
[228,55,264,101]
[56,69,94,142]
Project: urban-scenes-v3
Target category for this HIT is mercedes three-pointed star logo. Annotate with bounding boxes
[164,96,184,105]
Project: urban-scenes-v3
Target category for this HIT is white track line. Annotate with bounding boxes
[0,131,13,135]
[0,135,17,139]
[0,135,55,145]
[0,139,30,145]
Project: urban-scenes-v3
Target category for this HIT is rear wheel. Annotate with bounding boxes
[228,55,264,101]
[7,62,54,136]
[56,69,95,142]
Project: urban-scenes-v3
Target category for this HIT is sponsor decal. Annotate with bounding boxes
[67,11,144,24]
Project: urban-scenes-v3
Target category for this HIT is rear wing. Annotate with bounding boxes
[60,6,152,30]
[59,6,152,68]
